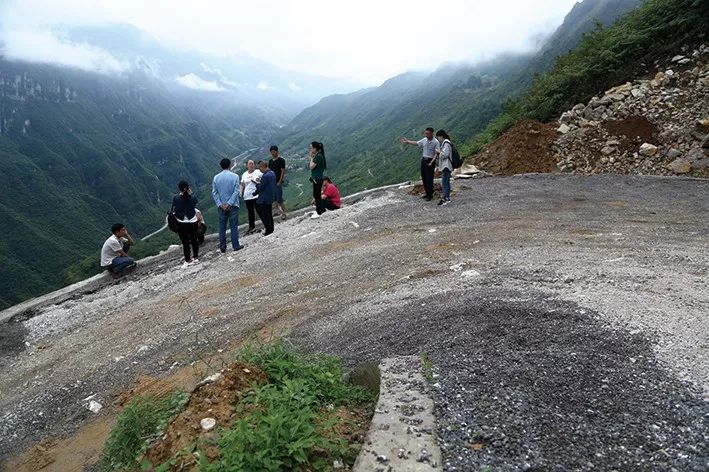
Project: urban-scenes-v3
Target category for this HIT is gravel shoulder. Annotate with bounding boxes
[1,174,707,470]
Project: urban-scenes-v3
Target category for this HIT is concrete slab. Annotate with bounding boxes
[354,356,441,471]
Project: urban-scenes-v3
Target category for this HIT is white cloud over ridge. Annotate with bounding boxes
[2,29,128,74]
[175,73,225,91]
[0,0,579,84]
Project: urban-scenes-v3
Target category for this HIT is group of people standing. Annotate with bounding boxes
[100,129,452,276]
[400,127,455,205]
[100,142,343,275]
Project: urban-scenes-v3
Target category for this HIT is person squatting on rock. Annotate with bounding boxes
[172,180,200,267]
[309,141,327,217]
[400,127,440,201]
[212,158,244,252]
[435,129,453,206]
[254,160,277,235]
[316,176,341,214]
[100,223,135,278]
[268,145,288,220]
[241,159,262,234]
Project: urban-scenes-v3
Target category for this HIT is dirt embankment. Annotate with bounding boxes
[471,120,560,176]
[471,44,709,178]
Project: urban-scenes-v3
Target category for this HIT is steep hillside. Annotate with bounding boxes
[0,59,281,308]
[275,0,642,201]
[467,0,709,156]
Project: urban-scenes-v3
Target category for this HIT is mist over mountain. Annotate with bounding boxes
[275,0,643,196]
[7,23,365,114]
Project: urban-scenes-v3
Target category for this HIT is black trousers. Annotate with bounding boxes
[177,221,199,261]
[245,199,257,230]
[312,179,324,214]
[421,158,435,197]
[256,203,274,235]
[316,199,339,214]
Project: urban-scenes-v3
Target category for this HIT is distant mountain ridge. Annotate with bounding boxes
[50,24,364,114]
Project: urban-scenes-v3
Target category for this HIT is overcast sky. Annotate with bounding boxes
[0,0,580,84]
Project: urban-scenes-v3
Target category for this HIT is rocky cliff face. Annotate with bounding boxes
[0,71,79,134]
[555,43,709,177]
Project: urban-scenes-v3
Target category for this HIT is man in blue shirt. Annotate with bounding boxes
[254,160,276,236]
[212,158,244,252]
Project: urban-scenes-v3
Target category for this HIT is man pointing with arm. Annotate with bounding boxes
[400,127,440,201]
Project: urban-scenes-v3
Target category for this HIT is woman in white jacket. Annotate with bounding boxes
[435,129,453,205]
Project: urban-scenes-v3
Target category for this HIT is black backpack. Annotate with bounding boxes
[446,140,463,169]
[167,201,179,233]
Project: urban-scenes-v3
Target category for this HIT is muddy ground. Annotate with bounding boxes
[1,174,708,470]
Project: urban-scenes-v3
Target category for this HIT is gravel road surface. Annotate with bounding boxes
[1,174,707,471]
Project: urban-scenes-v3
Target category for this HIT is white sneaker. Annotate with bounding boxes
[181,261,190,269]
[310,211,321,219]
[192,258,200,264]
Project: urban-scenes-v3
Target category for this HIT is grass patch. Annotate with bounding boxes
[102,339,377,471]
[421,352,434,383]
[100,389,188,471]
[199,339,376,471]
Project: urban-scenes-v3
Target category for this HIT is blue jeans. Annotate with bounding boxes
[108,243,133,273]
[441,168,451,201]
[218,206,240,251]
[109,256,134,273]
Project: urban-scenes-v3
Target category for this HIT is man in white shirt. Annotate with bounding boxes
[100,223,135,278]
[240,159,263,234]
[400,127,440,201]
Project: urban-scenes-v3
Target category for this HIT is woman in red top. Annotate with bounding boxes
[317,177,341,213]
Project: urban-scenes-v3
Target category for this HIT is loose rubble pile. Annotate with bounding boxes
[555,44,709,177]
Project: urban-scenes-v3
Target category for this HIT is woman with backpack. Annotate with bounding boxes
[172,180,200,267]
[308,141,327,217]
[435,129,454,206]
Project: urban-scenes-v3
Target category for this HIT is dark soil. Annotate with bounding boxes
[472,120,559,175]
[603,115,659,154]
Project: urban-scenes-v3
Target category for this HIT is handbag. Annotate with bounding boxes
[167,201,179,233]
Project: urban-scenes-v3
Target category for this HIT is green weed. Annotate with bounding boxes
[196,339,374,471]
[421,352,434,383]
[100,389,188,471]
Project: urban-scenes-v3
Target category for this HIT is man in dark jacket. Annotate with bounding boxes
[254,160,277,235]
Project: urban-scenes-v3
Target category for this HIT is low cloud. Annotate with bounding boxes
[2,29,128,74]
[256,81,272,91]
[199,62,240,87]
[288,82,301,92]
[175,73,225,92]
